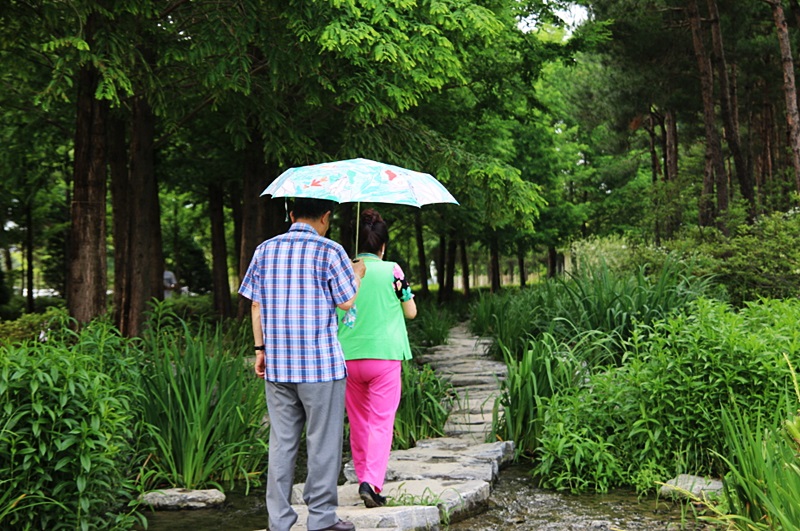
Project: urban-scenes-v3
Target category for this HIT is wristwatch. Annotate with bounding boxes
[254,345,265,351]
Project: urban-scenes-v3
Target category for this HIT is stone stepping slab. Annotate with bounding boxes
[343,439,514,484]
[285,478,489,530]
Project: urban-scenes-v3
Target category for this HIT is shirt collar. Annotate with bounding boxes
[289,222,317,234]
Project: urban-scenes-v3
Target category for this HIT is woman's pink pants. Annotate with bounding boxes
[345,359,402,493]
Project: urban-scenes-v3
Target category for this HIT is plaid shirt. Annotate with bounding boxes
[239,223,358,383]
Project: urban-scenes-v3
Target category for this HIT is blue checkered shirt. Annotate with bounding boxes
[238,223,358,383]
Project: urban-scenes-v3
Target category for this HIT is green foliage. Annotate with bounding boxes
[535,297,800,493]
[647,210,800,306]
[393,361,456,450]
[139,312,267,490]
[0,322,144,530]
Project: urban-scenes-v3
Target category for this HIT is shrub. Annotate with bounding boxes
[715,210,800,306]
[654,210,800,306]
[0,307,71,347]
[534,298,800,493]
[0,323,143,530]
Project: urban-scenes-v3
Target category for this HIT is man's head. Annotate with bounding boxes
[290,198,337,236]
[291,198,336,220]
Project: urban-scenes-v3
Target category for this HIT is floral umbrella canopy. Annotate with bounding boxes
[261,158,459,207]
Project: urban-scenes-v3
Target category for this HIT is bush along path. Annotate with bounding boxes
[268,323,514,531]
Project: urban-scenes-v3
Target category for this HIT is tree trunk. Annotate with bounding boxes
[459,239,470,298]
[339,203,355,256]
[517,244,526,288]
[645,111,663,245]
[237,135,268,318]
[436,233,446,303]
[24,201,34,313]
[443,233,457,300]
[489,236,501,292]
[68,19,108,325]
[229,180,243,280]
[414,211,429,297]
[707,0,754,219]
[209,183,232,319]
[547,245,559,278]
[689,0,727,228]
[109,114,130,330]
[123,95,163,337]
[766,0,800,193]
[664,110,681,237]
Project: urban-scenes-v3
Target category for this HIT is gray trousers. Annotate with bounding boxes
[265,378,346,531]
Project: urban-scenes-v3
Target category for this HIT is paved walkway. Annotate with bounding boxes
[274,323,513,531]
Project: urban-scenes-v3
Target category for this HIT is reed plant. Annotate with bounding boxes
[470,256,711,364]
[393,361,456,450]
[491,331,616,458]
[139,315,267,491]
[701,354,800,530]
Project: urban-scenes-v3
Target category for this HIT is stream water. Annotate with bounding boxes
[141,465,712,531]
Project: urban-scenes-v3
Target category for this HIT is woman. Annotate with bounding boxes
[338,208,417,508]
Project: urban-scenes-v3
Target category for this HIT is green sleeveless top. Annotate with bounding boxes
[337,255,412,361]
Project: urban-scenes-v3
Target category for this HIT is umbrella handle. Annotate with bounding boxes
[354,202,361,258]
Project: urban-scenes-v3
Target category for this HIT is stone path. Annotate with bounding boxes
[272,323,513,531]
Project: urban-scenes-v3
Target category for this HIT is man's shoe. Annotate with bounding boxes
[309,519,355,531]
[358,481,387,508]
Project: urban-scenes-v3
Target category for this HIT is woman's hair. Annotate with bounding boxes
[358,209,388,254]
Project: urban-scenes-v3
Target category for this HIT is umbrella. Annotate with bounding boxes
[262,158,458,207]
[261,157,459,247]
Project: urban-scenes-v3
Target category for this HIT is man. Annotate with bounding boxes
[163,269,178,299]
[239,198,365,531]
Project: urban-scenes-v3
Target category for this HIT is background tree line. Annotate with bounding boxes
[1,0,799,337]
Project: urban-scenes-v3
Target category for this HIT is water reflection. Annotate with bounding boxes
[448,465,713,531]
[140,488,265,531]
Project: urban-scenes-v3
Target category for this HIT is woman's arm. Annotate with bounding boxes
[402,298,417,319]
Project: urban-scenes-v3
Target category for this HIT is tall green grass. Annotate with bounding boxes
[393,361,456,450]
[406,298,457,352]
[471,257,712,363]
[139,315,267,491]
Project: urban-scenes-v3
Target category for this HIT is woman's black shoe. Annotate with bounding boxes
[358,481,387,508]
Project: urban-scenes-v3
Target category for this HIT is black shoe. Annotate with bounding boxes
[309,519,355,531]
[358,481,387,508]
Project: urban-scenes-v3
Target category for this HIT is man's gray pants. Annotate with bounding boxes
[265,379,346,531]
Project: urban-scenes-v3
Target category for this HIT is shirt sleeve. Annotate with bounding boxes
[238,251,260,301]
[327,245,358,305]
